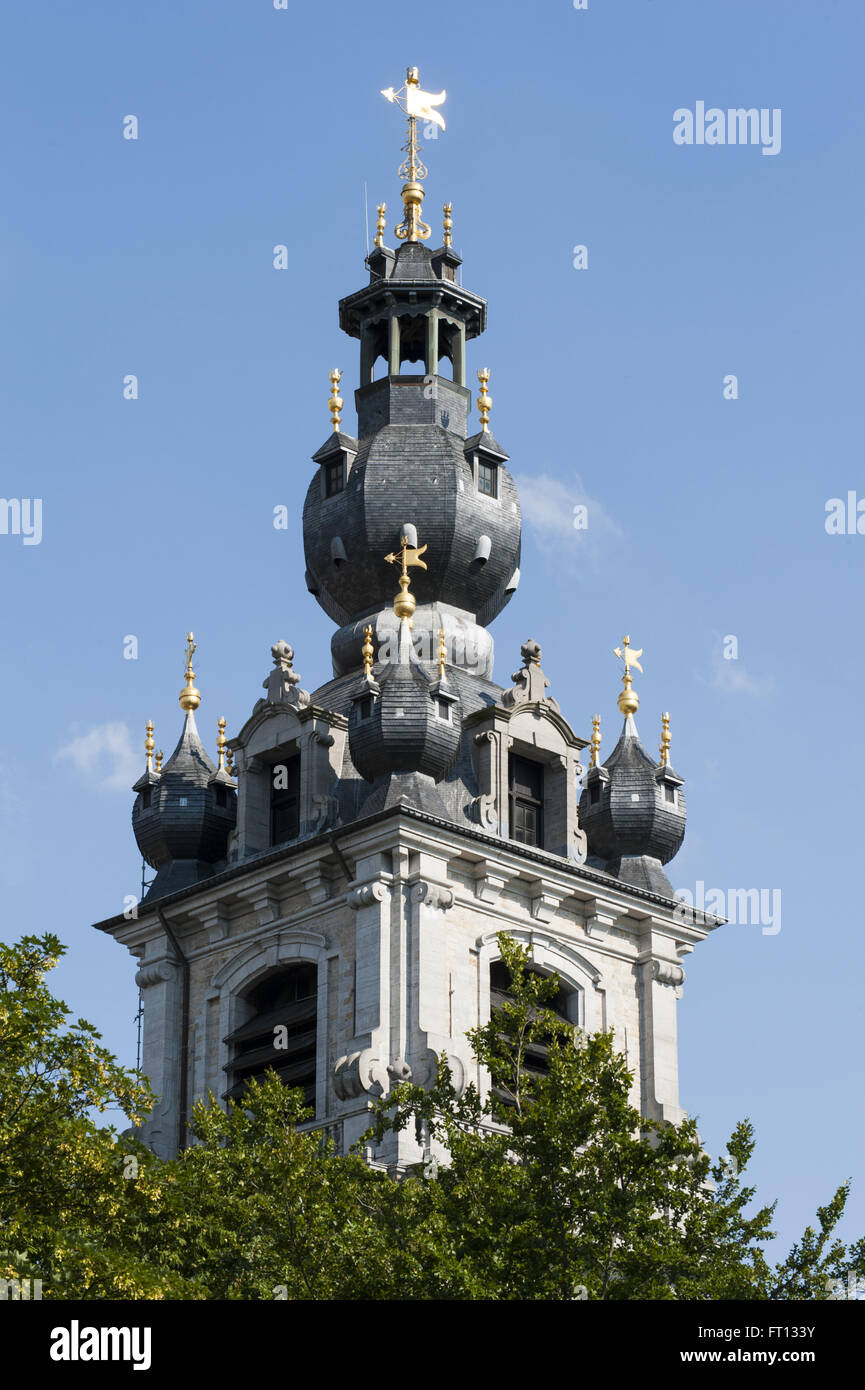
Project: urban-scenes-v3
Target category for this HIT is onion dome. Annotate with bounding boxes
[579,638,686,897]
[349,551,461,788]
[132,634,237,901]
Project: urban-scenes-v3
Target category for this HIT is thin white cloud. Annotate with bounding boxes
[702,649,775,698]
[55,722,141,791]
[514,472,621,553]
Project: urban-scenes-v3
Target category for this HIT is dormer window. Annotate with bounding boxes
[141,788,152,810]
[271,755,300,845]
[215,786,228,808]
[324,457,345,497]
[589,781,600,805]
[477,458,498,498]
[435,696,451,722]
[509,753,543,847]
[664,784,676,804]
[357,694,373,721]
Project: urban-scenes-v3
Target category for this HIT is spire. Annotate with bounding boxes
[144,719,155,774]
[328,369,343,432]
[589,713,602,768]
[442,202,453,248]
[613,635,643,717]
[659,711,671,767]
[180,632,201,712]
[476,368,492,432]
[374,202,386,248]
[380,66,446,243]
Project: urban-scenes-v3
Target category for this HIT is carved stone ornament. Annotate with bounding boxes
[347,881,388,910]
[333,1049,389,1099]
[135,960,176,989]
[411,881,455,910]
[502,639,561,713]
[263,639,311,708]
[471,792,497,829]
[651,959,686,988]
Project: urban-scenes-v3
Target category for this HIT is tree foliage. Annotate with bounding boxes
[1,932,861,1300]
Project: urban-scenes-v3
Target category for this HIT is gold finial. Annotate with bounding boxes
[659,711,671,767]
[589,714,602,769]
[144,719,155,773]
[216,716,227,773]
[375,202,386,248]
[384,533,428,623]
[380,66,446,243]
[443,202,453,248]
[225,746,234,777]
[477,368,492,431]
[437,625,447,680]
[180,632,201,711]
[155,748,163,774]
[362,623,375,678]
[328,369,343,432]
[613,635,643,717]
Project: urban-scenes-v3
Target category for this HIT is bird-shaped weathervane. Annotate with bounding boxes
[385,534,428,624]
[613,634,643,717]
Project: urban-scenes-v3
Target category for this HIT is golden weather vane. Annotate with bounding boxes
[180,632,201,712]
[380,66,446,243]
[613,635,643,716]
[384,533,428,623]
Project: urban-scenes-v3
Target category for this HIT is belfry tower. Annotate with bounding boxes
[96,69,718,1166]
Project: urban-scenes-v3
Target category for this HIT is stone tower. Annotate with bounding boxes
[96,69,718,1166]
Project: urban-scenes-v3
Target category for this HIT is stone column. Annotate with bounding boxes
[134,956,181,1159]
[637,950,686,1124]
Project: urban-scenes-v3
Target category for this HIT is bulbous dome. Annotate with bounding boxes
[348,628,461,784]
[303,421,521,628]
[578,715,686,895]
[133,710,236,897]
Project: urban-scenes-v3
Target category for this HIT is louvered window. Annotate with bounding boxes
[224,964,317,1108]
[489,959,572,1106]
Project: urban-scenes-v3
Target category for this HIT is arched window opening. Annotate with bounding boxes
[224,963,317,1108]
[398,314,426,372]
[489,958,573,1104]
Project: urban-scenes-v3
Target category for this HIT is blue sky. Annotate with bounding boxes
[0,0,862,1261]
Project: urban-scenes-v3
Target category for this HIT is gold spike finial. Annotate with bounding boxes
[155,748,163,774]
[477,368,492,431]
[180,632,201,711]
[589,714,602,769]
[225,745,234,777]
[380,66,446,243]
[437,626,447,680]
[375,202,386,248]
[216,716,227,773]
[659,711,671,767]
[144,719,155,773]
[384,532,428,624]
[613,635,643,717]
[362,624,375,678]
[442,202,453,248]
[328,369,343,432]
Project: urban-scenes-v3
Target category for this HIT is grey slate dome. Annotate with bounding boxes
[348,622,460,784]
[579,714,686,897]
[303,420,521,628]
[132,637,237,901]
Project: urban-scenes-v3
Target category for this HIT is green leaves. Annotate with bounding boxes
[1,930,862,1300]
